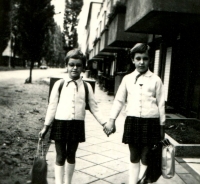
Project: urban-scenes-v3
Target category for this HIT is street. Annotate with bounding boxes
[0,68,67,84]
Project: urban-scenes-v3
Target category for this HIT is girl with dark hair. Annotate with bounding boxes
[104,43,165,184]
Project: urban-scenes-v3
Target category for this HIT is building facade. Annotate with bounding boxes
[81,0,200,119]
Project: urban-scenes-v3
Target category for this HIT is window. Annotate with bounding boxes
[153,50,160,76]
[163,47,172,101]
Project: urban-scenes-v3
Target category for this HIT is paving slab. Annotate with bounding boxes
[85,137,107,144]
[72,170,98,184]
[79,144,110,154]
[182,158,200,176]
[157,174,185,184]
[89,179,111,184]
[176,157,200,182]
[99,149,127,159]
[76,148,93,157]
[75,158,96,170]
[104,171,128,184]
[81,153,114,164]
[101,160,129,172]
[177,173,199,184]
[81,165,119,179]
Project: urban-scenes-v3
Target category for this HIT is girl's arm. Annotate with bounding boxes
[39,80,60,138]
[87,83,106,126]
[156,78,166,126]
[103,118,116,136]
[156,78,166,140]
[104,77,127,135]
[160,125,165,140]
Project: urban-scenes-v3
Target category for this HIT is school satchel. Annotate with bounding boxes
[28,139,48,184]
[161,139,175,179]
[145,142,162,183]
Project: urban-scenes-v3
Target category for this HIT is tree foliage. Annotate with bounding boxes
[17,0,55,62]
[0,0,11,56]
[42,24,65,68]
[63,0,83,51]
[16,0,55,82]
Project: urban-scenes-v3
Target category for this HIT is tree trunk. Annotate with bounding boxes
[25,60,33,83]
[12,37,16,68]
[29,60,34,82]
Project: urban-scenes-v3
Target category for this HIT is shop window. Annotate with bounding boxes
[110,60,115,76]
[163,47,172,101]
[153,49,160,76]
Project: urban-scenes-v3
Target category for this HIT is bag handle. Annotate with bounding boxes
[161,138,171,147]
[36,138,44,157]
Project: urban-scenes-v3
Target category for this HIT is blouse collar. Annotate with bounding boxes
[65,76,82,85]
[134,69,152,77]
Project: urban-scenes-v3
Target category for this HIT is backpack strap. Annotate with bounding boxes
[83,81,90,110]
[58,79,65,103]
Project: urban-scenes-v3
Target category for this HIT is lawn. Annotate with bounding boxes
[165,118,200,144]
[0,79,51,184]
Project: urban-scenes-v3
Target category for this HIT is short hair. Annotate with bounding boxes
[130,43,151,59]
[65,49,85,64]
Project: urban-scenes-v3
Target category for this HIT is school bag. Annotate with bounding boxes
[28,139,48,184]
[48,78,91,110]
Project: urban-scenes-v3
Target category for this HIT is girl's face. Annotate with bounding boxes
[67,58,83,80]
[132,51,149,73]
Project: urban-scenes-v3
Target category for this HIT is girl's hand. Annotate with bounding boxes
[39,125,49,139]
[160,125,165,141]
[103,119,116,136]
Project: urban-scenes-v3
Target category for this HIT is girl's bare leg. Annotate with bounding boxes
[129,162,140,184]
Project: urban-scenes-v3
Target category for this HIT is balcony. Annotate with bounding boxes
[107,13,148,47]
[125,0,200,34]
[100,28,125,53]
[93,38,114,58]
[89,49,94,60]
[100,29,108,52]
[94,38,100,56]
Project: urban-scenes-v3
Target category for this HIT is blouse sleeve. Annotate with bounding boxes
[156,78,166,125]
[44,80,61,126]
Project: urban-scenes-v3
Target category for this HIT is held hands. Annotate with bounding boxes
[38,125,49,139]
[103,119,116,137]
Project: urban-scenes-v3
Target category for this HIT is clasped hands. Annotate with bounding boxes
[103,119,116,136]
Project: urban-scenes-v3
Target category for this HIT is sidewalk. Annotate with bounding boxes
[46,81,200,184]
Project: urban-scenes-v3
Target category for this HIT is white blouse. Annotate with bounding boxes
[110,70,166,125]
[44,76,105,126]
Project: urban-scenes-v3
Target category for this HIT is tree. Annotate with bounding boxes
[17,0,55,83]
[0,0,11,60]
[10,1,21,68]
[63,0,83,51]
[42,24,65,68]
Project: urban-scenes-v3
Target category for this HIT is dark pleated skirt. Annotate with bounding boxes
[50,119,85,142]
[122,116,161,146]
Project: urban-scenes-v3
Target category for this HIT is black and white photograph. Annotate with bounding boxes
[0,0,200,184]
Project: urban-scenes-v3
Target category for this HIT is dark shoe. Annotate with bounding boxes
[137,174,148,184]
[137,179,148,184]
